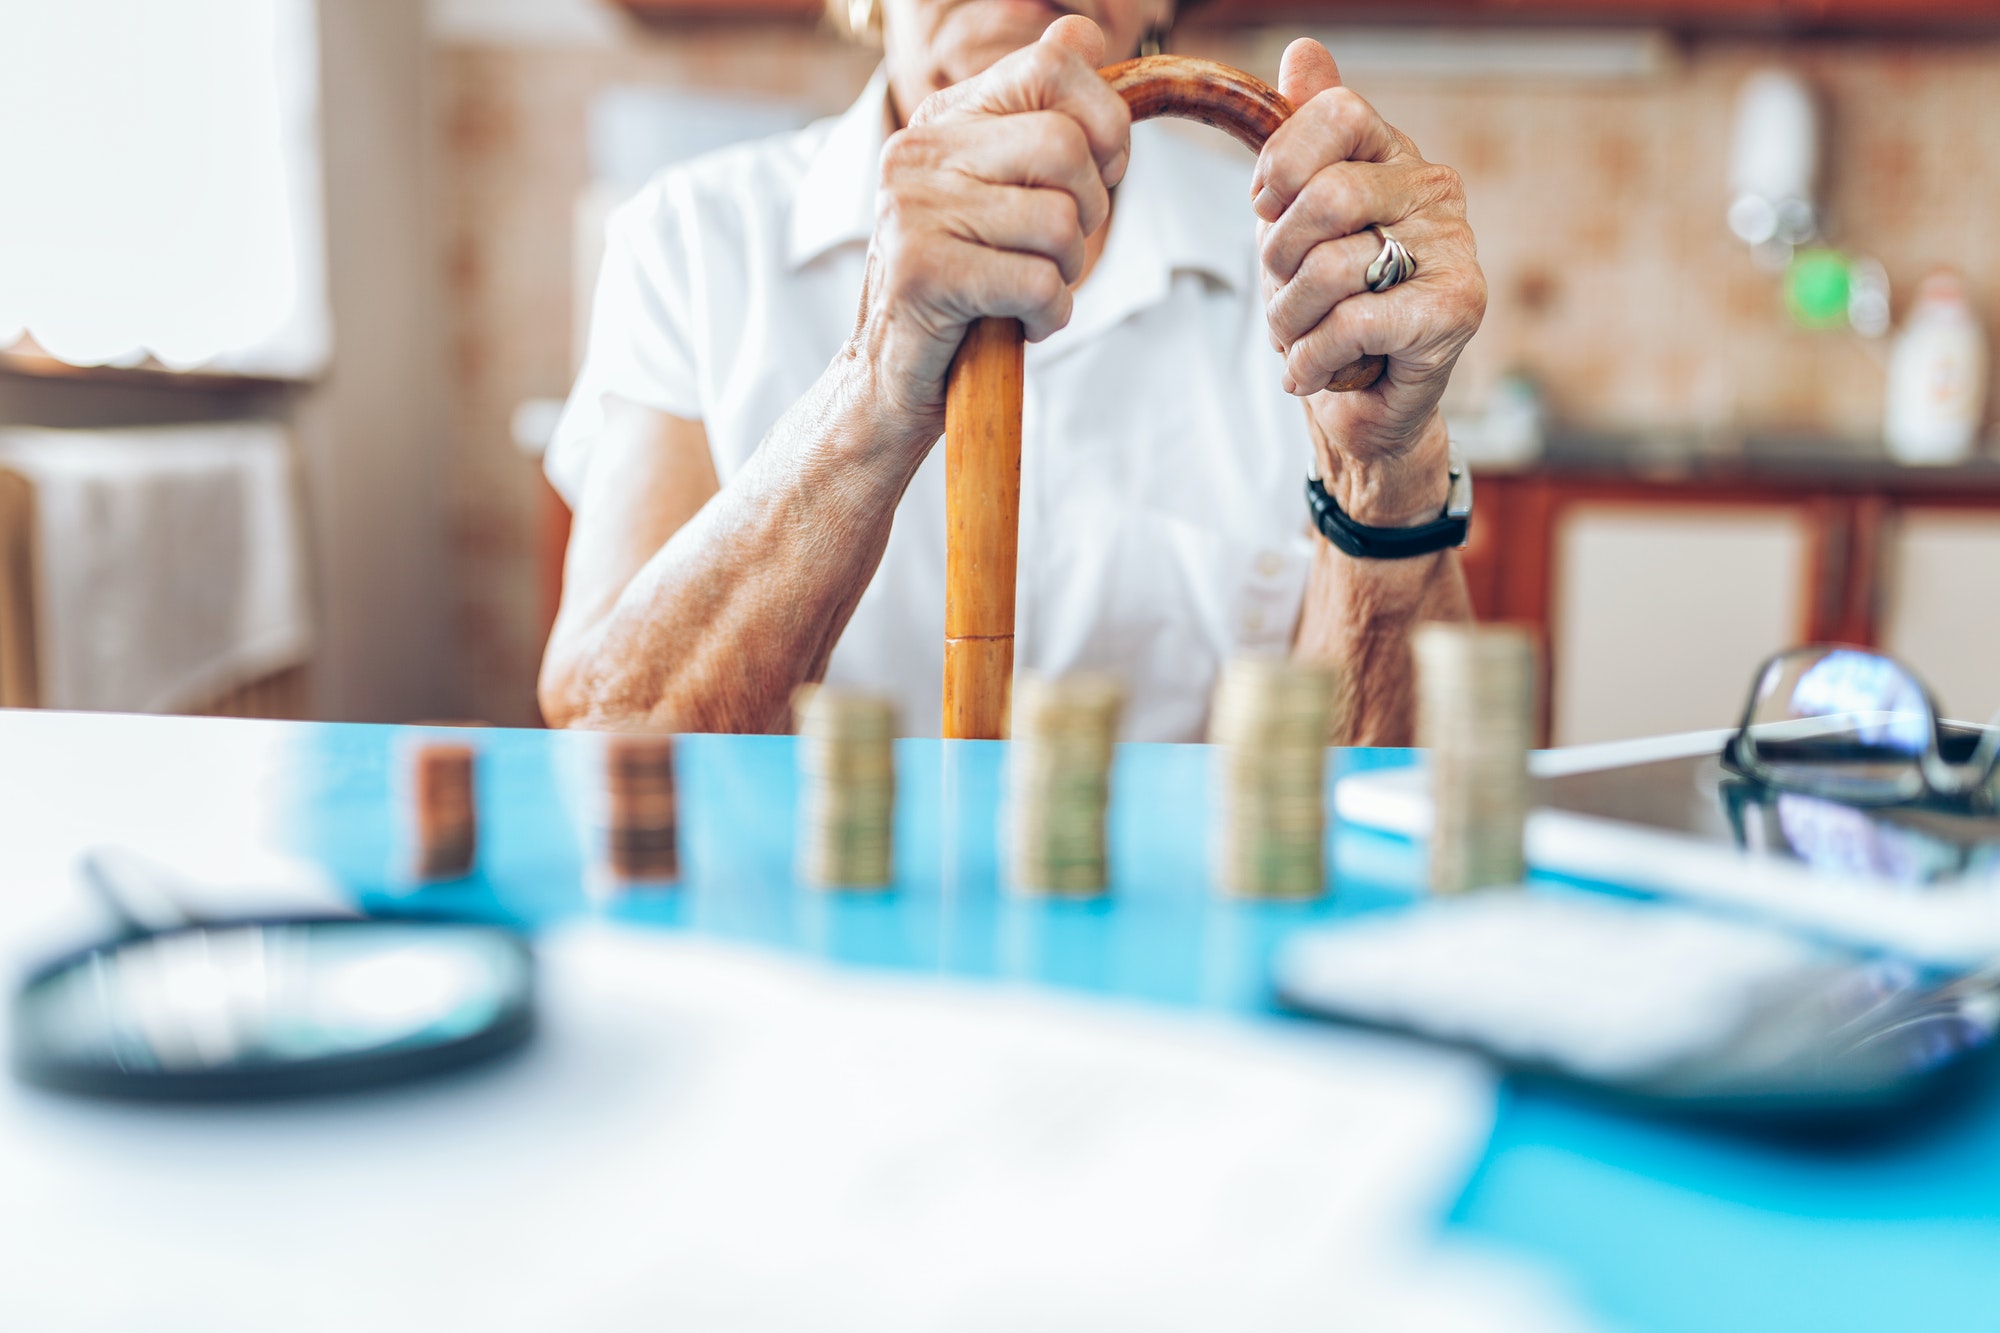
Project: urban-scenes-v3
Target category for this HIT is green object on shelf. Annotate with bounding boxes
[1787,248,1852,329]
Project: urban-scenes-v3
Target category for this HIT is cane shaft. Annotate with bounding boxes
[943,315,1024,739]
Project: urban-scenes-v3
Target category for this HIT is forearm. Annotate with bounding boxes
[549,370,926,733]
[1292,408,1471,746]
[1294,539,1470,746]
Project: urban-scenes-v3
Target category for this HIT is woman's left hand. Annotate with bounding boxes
[1251,39,1486,529]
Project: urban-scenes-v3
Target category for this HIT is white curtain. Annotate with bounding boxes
[0,0,328,377]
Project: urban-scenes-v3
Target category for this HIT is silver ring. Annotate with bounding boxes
[1365,226,1415,293]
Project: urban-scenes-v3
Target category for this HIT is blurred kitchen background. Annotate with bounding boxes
[1,0,1995,744]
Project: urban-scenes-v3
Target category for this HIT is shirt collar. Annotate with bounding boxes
[787,74,1259,314]
[787,68,891,270]
[1116,118,1257,294]
[1040,119,1257,357]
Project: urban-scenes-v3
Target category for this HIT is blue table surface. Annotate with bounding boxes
[110,722,2000,1329]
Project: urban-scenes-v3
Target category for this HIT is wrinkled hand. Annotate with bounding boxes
[848,15,1129,451]
[1252,40,1486,526]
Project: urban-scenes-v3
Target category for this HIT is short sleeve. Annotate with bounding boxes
[544,178,704,506]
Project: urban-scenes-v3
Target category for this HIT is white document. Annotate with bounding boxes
[0,927,1594,1332]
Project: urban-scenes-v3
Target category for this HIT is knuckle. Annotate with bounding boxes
[1420,163,1465,211]
[1050,114,1091,170]
[1325,86,1369,127]
[909,85,965,129]
[1028,116,1079,178]
[879,129,930,176]
[1458,268,1490,324]
[877,261,921,311]
[1285,340,1323,386]
[877,240,927,296]
[1077,176,1111,229]
[1023,260,1066,310]
[1278,247,1314,299]
[1339,297,1380,345]
[1025,42,1067,85]
[1031,190,1079,250]
[1263,294,1290,346]
[876,184,918,235]
[1302,170,1353,223]
[1265,146,1308,201]
[1302,238,1342,287]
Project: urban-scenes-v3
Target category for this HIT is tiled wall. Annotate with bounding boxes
[1329,38,2000,443]
[436,29,877,725]
[434,24,2000,725]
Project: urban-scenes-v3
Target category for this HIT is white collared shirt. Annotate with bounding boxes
[549,71,1317,741]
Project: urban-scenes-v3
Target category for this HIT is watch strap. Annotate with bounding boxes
[1304,473,1469,560]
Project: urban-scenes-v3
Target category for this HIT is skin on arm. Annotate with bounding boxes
[1258,39,1484,745]
[1294,464,1474,747]
[539,391,921,732]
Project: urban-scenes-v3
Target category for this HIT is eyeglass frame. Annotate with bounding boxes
[1720,645,2000,813]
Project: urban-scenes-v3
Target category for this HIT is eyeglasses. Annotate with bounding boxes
[1722,647,2000,812]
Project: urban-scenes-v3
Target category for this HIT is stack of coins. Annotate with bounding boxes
[1209,657,1340,899]
[1413,622,1536,895]
[411,742,477,880]
[797,689,897,889]
[604,732,678,883]
[1007,674,1124,896]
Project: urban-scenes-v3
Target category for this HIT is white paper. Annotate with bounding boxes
[0,927,1595,1332]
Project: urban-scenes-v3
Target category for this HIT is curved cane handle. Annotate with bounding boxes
[941,56,1387,739]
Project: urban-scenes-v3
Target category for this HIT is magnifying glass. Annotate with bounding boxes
[10,851,535,1101]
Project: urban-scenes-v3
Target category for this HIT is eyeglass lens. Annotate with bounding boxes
[1740,648,1935,802]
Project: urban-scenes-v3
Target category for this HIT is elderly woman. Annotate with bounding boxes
[540,0,1484,742]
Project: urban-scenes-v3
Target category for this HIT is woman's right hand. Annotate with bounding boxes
[846,15,1131,451]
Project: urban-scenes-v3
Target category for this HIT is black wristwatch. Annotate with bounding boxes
[1304,450,1471,559]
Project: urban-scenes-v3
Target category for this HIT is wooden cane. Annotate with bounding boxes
[940,55,1388,740]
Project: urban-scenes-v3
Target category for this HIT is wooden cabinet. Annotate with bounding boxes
[1183,0,1995,27]
[1785,0,2000,23]
[1547,503,1811,745]
[607,0,1996,25]
[1877,508,2000,726]
[1191,0,1778,27]
[1465,463,2000,745]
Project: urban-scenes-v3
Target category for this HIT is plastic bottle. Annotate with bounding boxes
[1884,271,1988,465]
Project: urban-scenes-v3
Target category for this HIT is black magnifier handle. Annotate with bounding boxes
[78,847,202,941]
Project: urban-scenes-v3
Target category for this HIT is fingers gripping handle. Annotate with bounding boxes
[1098,56,1388,395]
[941,56,1385,739]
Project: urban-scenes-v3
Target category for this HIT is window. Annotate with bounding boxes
[0,0,328,378]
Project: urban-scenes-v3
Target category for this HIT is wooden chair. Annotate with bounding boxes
[0,465,40,708]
